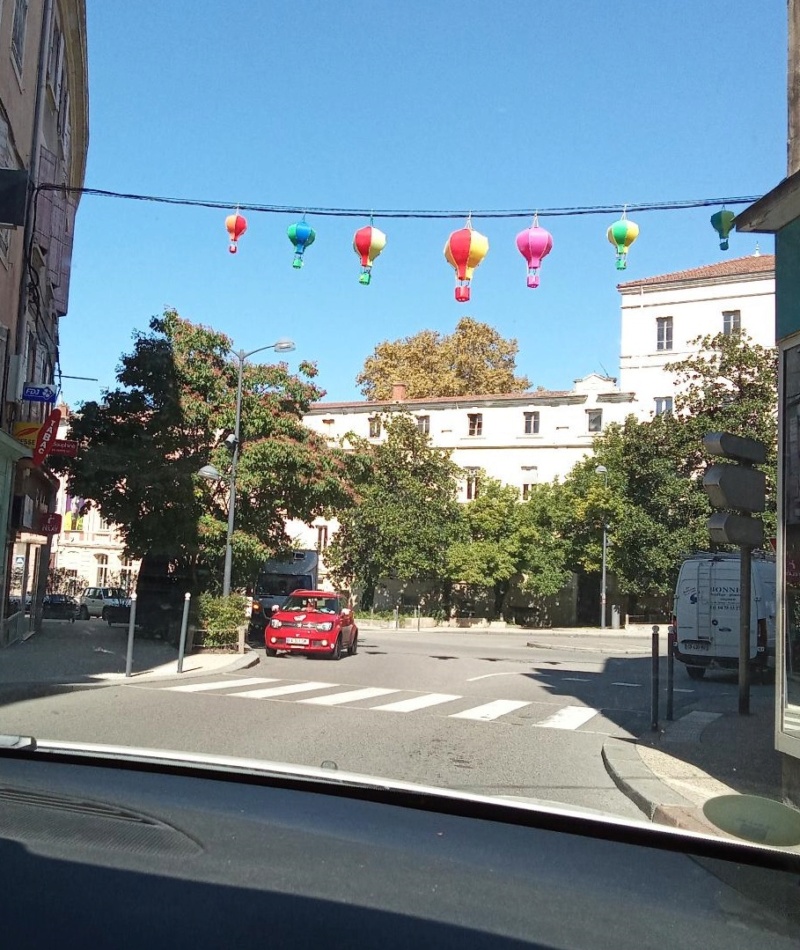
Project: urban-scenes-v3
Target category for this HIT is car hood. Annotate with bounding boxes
[274,610,336,623]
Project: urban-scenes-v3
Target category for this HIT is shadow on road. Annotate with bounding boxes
[0,618,179,712]
[526,653,781,802]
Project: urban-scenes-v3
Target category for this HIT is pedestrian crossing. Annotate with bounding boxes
[137,675,645,733]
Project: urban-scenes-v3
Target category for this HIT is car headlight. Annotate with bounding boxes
[316,622,333,631]
[251,602,261,613]
[270,618,282,629]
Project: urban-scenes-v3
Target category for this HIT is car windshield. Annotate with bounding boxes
[282,595,339,614]
[2,4,800,904]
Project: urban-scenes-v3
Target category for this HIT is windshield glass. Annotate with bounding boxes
[2,1,798,871]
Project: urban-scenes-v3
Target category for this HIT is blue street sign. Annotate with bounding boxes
[22,383,57,403]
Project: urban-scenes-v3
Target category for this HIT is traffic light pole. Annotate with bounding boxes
[739,544,752,715]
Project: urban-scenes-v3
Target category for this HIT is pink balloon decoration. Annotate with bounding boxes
[515,219,553,288]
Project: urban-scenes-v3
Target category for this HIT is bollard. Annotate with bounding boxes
[177,592,191,674]
[124,593,138,678]
[666,624,675,721]
[651,625,659,731]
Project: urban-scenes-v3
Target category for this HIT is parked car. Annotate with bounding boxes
[42,594,79,621]
[265,590,358,659]
[78,587,130,621]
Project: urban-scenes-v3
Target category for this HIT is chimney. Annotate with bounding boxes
[391,382,407,401]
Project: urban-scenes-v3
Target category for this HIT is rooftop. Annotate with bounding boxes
[617,253,774,290]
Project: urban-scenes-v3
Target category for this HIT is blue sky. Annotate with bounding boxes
[59,1,787,408]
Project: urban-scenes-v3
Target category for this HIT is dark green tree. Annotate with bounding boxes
[55,309,353,592]
[324,413,464,607]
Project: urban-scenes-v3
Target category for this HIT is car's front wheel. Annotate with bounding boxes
[329,636,342,660]
[79,606,89,620]
[265,647,278,658]
[348,631,358,656]
[686,665,706,680]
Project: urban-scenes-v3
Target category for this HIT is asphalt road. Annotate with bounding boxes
[0,623,769,821]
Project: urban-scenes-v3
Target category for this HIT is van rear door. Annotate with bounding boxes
[707,559,744,658]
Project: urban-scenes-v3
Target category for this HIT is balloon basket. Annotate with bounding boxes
[455,286,471,302]
[358,271,372,285]
[292,257,304,269]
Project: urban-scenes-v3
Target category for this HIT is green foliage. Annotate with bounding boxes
[446,477,531,617]
[526,331,778,604]
[356,317,531,400]
[54,309,355,592]
[324,413,464,605]
[195,593,247,648]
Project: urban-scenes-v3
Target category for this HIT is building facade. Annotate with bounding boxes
[618,254,775,413]
[0,1,88,643]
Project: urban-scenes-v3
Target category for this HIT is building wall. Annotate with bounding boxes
[619,261,775,414]
[0,2,88,640]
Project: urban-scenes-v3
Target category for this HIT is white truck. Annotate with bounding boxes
[672,552,776,680]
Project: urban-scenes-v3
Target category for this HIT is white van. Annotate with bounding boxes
[672,552,776,680]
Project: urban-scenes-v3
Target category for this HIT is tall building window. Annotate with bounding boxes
[523,411,540,435]
[467,413,483,436]
[587,409,603,433]
[654,396,673,416]
[120,556,135,593]
[464,468,480,500]
[368,416,381,438]
[11,0,29,72]
[96,554,109,587]
[656,316,673,351]
[416,415,430,435]
[316,524,329,550]
[723,309,741,335]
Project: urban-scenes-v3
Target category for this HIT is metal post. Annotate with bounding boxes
[651,626,659,731]
[739,544,752,715]
[666,624,675,721]
[124,593,138,678]
[223,352,245,598]
[176,592,191,674]
[600,524,607,629]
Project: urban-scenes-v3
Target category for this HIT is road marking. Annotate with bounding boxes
[450,700,530,721]
[612,682,641,687]
[167,677,278,693]
[230,681,336,699]
[535,705,598,730]
[467,672,522,682]
[372,693,462,712]
[299,686,399,706]
[673,688,694,693]
[561,677,590,682]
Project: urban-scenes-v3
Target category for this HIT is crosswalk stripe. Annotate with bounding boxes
[299,686,399,706]
[535,705,597,730]
[449,699,530,721]
[167,677,278,693]
[231,681,337,700]
[372,693,462,713]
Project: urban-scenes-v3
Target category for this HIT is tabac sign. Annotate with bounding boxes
[33,409,61,466]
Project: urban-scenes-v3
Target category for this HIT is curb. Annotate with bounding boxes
[121,649,261,684]
[602,736,738,838]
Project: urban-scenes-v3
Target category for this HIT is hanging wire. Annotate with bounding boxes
[33,183,762,221]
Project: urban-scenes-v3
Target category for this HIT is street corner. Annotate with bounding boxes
[601,736,699,823]
[98,648,261,684]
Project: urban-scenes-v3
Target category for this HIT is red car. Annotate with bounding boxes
[265,590,358,660]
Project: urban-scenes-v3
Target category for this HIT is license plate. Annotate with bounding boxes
[681,640,710,651]
[285,637,310,645]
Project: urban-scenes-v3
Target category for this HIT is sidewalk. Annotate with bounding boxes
[602,687,800,849]
[0,618,259,689]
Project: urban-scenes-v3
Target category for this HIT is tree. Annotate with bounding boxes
[55,309,354,593]
[324,413,464,607]
[447,477,553,618]
[356,316,531,400]
[536,331,778,608]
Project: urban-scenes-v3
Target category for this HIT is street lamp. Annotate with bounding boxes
[203,338,296,597]
[596,465,608,629]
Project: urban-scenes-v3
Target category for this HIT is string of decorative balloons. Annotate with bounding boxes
[34,183,754,304]
[225,204,742,303]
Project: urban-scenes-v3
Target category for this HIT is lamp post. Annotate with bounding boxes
[204,338,295,597]
[596,465,608,629]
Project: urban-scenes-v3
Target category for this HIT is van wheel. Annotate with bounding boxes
[686,666,706,680]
